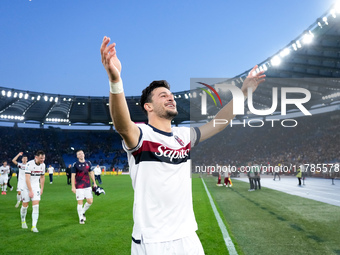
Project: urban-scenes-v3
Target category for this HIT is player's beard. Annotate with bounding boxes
[164,109,178,120]
[156,107,178,120]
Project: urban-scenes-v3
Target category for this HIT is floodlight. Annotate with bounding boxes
[271,55,281,66]
[302,32,313,44]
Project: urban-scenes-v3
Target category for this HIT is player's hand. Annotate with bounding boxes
[19,152,23,156]
[40,189,43,196]
[241,65,266,97]
[72,187,76,194]
[101,36,122,83]
[29,190,34,198]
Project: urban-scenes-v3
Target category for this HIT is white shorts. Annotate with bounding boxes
[21,188,41,202]
[0,176,8,184]
[76,187,93,200]
[131,232,204,255]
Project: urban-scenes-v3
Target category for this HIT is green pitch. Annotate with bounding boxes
[203,177,340,255]
[1,175,339,254]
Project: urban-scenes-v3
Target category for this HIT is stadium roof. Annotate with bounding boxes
[1,3,340,127]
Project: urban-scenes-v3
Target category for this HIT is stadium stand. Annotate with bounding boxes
[0,126,128,173]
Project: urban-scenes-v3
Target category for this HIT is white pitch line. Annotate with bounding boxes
[201,178,238,255]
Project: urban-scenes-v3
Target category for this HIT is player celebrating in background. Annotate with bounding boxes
[71,150,97,224]
[101,36,265,254]
[21,150,46,232]
[0,160,10,195]
[12,152,28,208]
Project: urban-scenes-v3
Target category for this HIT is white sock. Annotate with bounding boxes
[32,205,39,227]
[83,202,91,214]
[21,206,28,222]
[77,204,83,221]
[17,194,21,202]
[4,184,7,191]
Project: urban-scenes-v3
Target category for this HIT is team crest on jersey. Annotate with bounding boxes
[174,135,185,146]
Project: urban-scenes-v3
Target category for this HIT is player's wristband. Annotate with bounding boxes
[109,79,124,94]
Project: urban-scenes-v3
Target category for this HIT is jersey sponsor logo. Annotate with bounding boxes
[31,170,43,176]
[132,141,191,165]
[155,145,190,162]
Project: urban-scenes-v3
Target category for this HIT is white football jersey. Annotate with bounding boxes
[17,163,27,190]
[48,167,54,174]
[0,165,10,175]
[25,159,45,190]
[123,124,200,243]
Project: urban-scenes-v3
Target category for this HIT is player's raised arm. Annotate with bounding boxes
[12,152,23,165]
[198,65,266,142]
[100,36,140,149]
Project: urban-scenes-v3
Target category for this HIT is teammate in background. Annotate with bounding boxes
[216,170,223,186]
[48,165,54,184]
[21,150,46,232]
[94,165,102,184]
[224,169,232,188]
[66,164,72,185]
[12,152,28,208]
[0,161,10,195]
[71,150,97,224]
[101,36,265,254]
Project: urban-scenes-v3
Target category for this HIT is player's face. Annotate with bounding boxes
[3,161,7,167]
[77,151,85,161]
[35,154,45,165]
[22,157,28,164]
[148,87,178,120]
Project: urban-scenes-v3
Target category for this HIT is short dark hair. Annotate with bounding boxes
[35,150,45,156]
[140,80,170,115]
